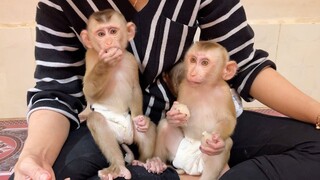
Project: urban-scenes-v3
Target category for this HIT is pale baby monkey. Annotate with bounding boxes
[153,41,238,180]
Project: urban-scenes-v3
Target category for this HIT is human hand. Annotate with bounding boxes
[99,47,123,65]
[13,154,54,180]
[166,101,190,127]
[133,115,150,132]
[200,132,225,156]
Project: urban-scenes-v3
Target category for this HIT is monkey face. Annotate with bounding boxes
[185,50,223,86]
[81,10,136,57]
[89,19,124,53]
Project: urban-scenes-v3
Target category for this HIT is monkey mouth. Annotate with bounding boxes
[187,76,202,84]
[186,79,202,86]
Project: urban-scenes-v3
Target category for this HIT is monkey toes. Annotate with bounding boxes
[98,165,131,180]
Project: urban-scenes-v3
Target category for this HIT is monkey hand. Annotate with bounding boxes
[166,101,189,127]
[99,47,123,66]
[200,132,225,156]
[133,115,149,132]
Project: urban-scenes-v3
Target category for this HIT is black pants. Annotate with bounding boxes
[10,110,320,179]
[221,110,320,180]
[51,122,178,180]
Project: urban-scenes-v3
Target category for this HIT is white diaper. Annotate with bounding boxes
[91,104,134,145]
[230,88,243,117]
[172,137,204,175]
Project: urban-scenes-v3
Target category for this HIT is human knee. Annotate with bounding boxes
[220,160,269,180]
[54,154,108,179]
[295,141,320,160]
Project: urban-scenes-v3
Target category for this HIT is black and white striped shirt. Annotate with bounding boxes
[27,0,275,129]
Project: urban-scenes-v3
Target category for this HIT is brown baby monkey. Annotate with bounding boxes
[81,9,156,180]
[153,41,238,180]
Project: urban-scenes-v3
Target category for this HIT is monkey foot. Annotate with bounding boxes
[132,157,167,174]
[98,165,131,180]
[131,159,145,166]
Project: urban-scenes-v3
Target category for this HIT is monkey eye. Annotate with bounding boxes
[97,31,105,37]
[109,28,118,35]
[201,60,209,66]
[190,57,197,63]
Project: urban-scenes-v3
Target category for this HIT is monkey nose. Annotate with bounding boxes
[190,70,197,76]
[105,38,113,45]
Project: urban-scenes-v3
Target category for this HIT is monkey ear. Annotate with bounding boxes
[80,30,93,49]
[127,22,136,41]
[223,60,238,80]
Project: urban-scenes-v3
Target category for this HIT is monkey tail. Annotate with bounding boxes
[121,144,134,164]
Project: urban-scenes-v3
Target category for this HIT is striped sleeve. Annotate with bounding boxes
[27,0,87,130]
[198,0,276,101]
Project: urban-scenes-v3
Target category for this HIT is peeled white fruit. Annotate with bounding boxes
[174,103,190,118]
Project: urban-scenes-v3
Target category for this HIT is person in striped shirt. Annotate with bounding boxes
[11,0,320,179]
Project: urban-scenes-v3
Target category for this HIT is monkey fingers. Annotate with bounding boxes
[133,115,149,132]
[99,47,123,65]
[173,102,190,118]
[200,133,225,156]
[131,160,145,166]
[166,110,188,127]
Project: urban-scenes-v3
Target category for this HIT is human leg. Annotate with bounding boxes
[220,110,320,180]
[52,121,108,179]
[53,122,179,179]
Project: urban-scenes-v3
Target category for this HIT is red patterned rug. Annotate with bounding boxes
[0,119,27,180]
[0,109,285,179]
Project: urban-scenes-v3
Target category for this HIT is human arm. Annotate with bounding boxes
[13,1,87,179]
[13,110,70,180]
[250,67,320,125]
[198,0,275,101]
[197,0,320,125]
[28,1,86,130]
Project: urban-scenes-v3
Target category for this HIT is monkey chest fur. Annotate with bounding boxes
[98,65,136,114]
[179,87,234,140]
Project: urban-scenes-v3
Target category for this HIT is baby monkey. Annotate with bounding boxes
[154,41,238,180]
[81,9,156,180]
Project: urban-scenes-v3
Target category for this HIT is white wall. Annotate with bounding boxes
[0,0,319,118]
[241,0,320,108]
[0,0,38,118]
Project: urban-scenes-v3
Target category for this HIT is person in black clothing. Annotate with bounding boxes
[11,0,320,179]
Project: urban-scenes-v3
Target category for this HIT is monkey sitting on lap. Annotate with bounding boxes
[152,41,238,180]
[81,9,156,180]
